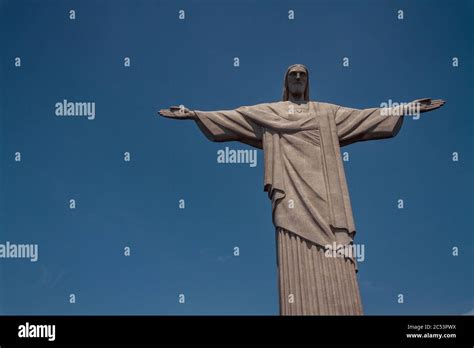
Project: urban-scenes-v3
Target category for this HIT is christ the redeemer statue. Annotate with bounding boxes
[159,64,445,315]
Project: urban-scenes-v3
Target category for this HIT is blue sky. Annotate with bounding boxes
[0,0,472,315]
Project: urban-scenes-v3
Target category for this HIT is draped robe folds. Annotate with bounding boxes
[194,101,403,250]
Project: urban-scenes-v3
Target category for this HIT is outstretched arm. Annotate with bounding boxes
[335,98,446,147]
[159,105,263,149]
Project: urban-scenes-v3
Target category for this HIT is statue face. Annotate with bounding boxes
[287,68,307,97]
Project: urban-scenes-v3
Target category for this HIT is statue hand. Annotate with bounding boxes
[411,98,446,113]
[158,105,196,120]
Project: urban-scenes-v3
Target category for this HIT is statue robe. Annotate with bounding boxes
[194,101,403,249]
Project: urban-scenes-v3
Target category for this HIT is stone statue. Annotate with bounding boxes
[159,64,445,315]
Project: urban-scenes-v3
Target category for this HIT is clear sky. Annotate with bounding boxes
[0,0,472,315]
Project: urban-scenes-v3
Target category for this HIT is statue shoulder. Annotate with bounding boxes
[237,100,281,107]
[311,101,341,111]
[237,100,287,112]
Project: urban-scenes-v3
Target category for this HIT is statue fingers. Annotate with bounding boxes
[431,99,446,106]
[159,109,178,118]
[414,98,431,104]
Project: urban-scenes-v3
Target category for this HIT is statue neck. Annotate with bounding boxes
[288,93,306,104]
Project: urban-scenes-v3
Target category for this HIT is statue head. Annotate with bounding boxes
[282,64,309,102]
